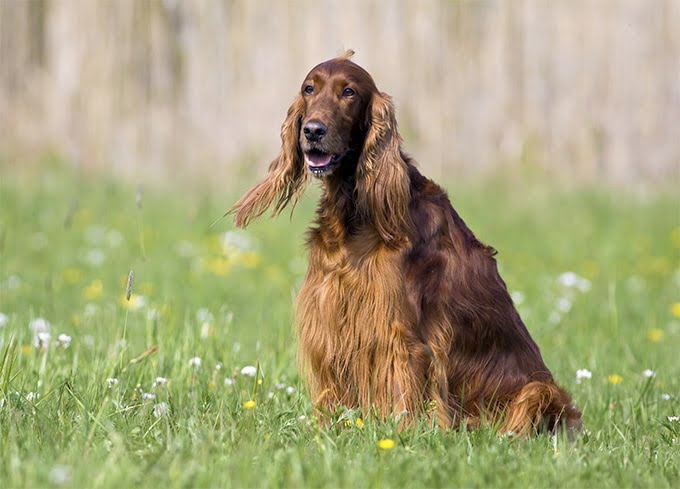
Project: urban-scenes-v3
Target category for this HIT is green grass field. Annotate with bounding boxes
[1,162,679,488]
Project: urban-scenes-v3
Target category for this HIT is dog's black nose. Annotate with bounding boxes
[303,121,327,142]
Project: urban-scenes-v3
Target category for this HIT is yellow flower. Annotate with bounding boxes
[121,294,146,310]
[344,419,352,427]
[62,268,84,284]
[377,439,395,450]
[257,378,263,385]
[206,258,231,276]
[356,417,364,428]
[608,374,623,385]
[207,380,216,390]
[244,400,256,410]
[647,328,664,343]
[21,344,32,355]
[671,303,680,318]
[83,279,103,300]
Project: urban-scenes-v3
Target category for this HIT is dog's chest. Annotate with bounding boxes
[296,239,408,364]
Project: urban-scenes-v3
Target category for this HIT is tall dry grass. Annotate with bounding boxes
[1,0,678,184]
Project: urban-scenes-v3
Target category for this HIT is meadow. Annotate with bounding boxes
[0,161,678,488]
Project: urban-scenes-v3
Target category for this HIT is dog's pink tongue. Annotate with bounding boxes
[305,153,332,167]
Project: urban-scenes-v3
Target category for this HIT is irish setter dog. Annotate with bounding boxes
[230,51,581,435]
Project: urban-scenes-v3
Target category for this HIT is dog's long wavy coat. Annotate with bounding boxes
[230,51,581,435]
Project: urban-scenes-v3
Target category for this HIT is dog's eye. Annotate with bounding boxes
[342,87,355,97]
[304,85,314,95]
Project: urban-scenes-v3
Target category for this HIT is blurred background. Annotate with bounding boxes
[1,0,679,185]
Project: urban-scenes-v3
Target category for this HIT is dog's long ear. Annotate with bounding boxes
[229,96,307,228]
[356,91,411,245]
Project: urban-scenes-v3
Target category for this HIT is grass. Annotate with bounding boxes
[0,161,679,488]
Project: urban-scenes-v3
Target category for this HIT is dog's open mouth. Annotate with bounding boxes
[304,149,343,177]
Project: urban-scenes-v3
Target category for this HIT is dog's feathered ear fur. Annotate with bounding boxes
[230,96,307,228]
[356,91,411,245]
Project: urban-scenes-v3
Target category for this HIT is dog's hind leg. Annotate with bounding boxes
[500,381,582,437]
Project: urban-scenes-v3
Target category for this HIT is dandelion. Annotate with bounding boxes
[189,357,202,368]
[153,377,168,387]
[377,439,395,450]
[224,378,235,386]
[49,465,72,486]
[672,303,680,318]
[33,332,51,350]
[215,362,223,370]
[286,386,295,395]
[153,402,170,418]
[661,393,672,401]
[244,400,256,410]
[298,415,307,421]
[0,312,8,327]
[557,272,591,292]
[668,416,679,422]
[62,268,84,284]
[608,374,623,385]
[642,369,655,378]
[356,417,364,428]
[647,328,664,342]
[576,369,592,384]
[106,378,119,387]
[29,317,52,334]
[257,378,263,385]
[241,365,257,377]
[83,279,103,300]
[57,334,72,349]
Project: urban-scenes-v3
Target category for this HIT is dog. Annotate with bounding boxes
[229,51,581,435]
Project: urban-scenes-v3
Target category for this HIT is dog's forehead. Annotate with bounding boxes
[304,59,376,88]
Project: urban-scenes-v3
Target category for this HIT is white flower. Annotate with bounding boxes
[125,295,146,310]
[241,365,257,377]
[153,402,170,418]
[221,230,256,254]
[25,392,39,402]
[57,333,72,349]
[275,383,286,390]
[556,297,573,313]
[152,377,168,388]
[29,317,52,334]
[0,312,8,327]
[224,378,234,386]
[6,275,22,290]
[49,465,71,486]
[33,332,51,350]
[200,322,212,338]
[642,369,655,378]
[106,230,124,248]
[196,308,213,323]
[576,369,592,384]
[142,392,156,400]
[661,393,672,400]
[510,291,525,305]
[215,362,223,370]
[267,391,274,399]
[298,415,307,421]
[286,386,296,395]
[557,272,591,292]
[189,357,202,368]
[668,416,679,422]
[146,308,161,321]
[106,378,119,387]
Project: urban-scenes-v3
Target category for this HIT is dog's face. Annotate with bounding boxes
[299,58,377,177]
